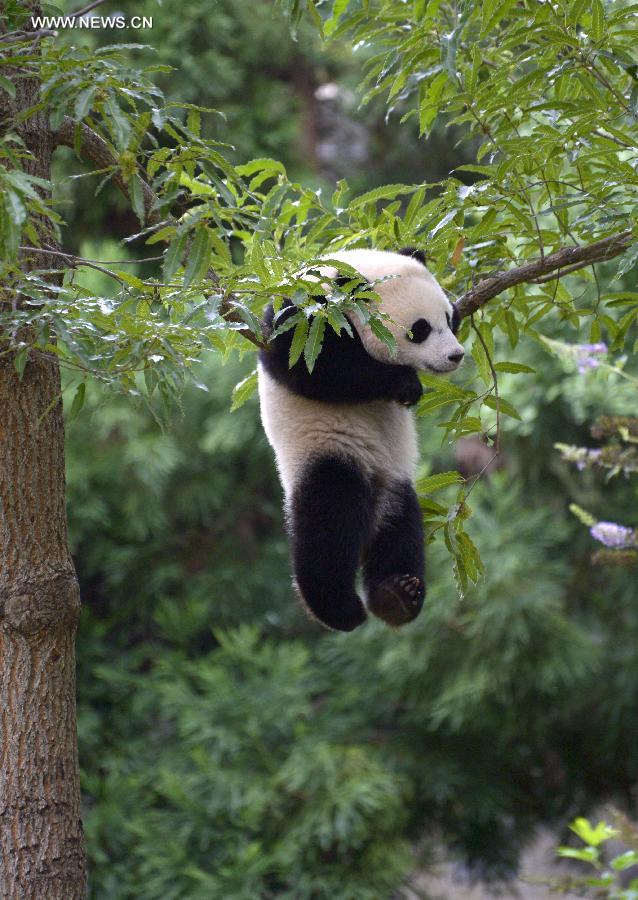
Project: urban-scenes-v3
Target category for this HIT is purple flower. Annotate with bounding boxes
[576,448,602,471]
[590,521,635,549]
[574,342,608,374]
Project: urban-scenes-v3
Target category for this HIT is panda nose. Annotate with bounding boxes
[448,350,464,363]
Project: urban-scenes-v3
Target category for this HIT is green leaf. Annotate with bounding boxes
[369,316,397,355]
[570,818,618,847]
[494,362,535,374]
[611,850,638,871]
[74,85,97,121]
[325,0,351,35]
[179,172,215,197]
[106,94,131,148]
[13,347,28,379]
[304,315,326,373]
[465,46,481,96]
[230,370,258,411]
[591,0,605,42]
[417,391,463,415]
[236,158,286,178]
[472,335,492,385]
[4,189,26,229]
[289,318,309,367]
[67,382,86,422]
[128,176,145,227]
[326,307,353,337]
[0,75,16,98]
[163,231,188,281]
[557,847,599,863]
[419,498,448,516]
[456,530,485,582]
[112,269,146,290]
[504,311,519,349]
[416,471,464,493]
[419,70,447,135]
[569,0,589,26]
[483,395,522,420]
[350,184,417,209]
[183,228,211,287]
[568,503,597,527]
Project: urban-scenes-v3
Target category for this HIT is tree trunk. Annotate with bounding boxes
[0,8,86,896]
[0,359,85,899]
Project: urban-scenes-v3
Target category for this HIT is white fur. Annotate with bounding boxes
[259,375,418,498]
[259,248,463,500]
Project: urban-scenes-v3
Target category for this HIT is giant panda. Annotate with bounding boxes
[258,248,464,632]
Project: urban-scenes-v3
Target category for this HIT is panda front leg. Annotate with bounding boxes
[288,454,374,632]
[363,482,425,626]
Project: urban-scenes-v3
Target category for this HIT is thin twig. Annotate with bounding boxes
[0,28,57,43]
[0,0,109,43]
[471,318,501,454]
[19,246,127,283]
[68,0,108,18]
[19,246,163,266]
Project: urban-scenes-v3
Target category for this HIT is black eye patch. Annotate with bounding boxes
[408,318,431,343]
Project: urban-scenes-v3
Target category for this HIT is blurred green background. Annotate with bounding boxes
[54,1,638,896]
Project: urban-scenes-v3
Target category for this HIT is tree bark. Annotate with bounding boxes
[0,9,86,897]
[0,359,85,899]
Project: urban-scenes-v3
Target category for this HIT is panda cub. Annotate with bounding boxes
[258,248,464,632]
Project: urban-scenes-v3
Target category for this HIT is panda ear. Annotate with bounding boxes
[398,247,427,266]
[451,303,461,335]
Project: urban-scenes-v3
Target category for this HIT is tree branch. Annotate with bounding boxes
[69,0,108,18]
[456,231,633,319]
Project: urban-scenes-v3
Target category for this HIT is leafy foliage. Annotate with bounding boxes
[554,815,638,897]
[81,626,411,899]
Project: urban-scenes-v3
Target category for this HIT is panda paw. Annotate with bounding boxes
[395,371,422,407]
[368,574,425,627]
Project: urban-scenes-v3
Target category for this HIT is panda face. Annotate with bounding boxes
[391,276,465,374]
[328,250,464,373]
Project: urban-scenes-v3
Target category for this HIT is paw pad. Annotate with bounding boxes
[368,573,425,627]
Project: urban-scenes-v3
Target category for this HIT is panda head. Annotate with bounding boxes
[328,248,464,374]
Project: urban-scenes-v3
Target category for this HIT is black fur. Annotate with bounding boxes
[260,300,422,406]
[398,246,427,266]
[408,317,432,344]
[289,455,372,632]
[363,481,425,626]
[334,274,367,290]
[290,456,425,631]
[451,303,461,335]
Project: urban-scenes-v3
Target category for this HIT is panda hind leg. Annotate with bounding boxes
[363,482,425,627]
[289,454,374,632]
